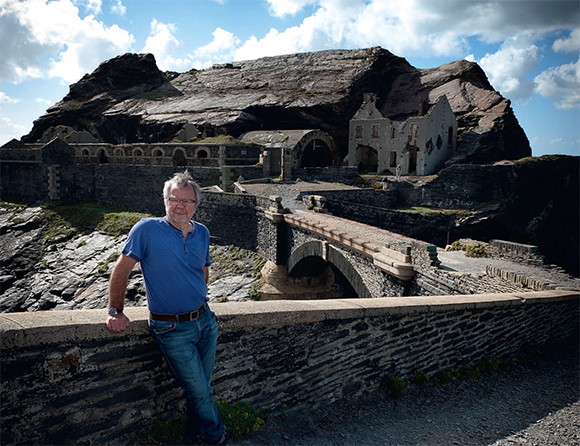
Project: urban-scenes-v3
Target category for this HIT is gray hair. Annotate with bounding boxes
[163,170,202,206]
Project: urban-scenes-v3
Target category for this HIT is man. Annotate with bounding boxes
[106,170,232,446]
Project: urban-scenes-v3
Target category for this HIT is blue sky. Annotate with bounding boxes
[1,0,578,157]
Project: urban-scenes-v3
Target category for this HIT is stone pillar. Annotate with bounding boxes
[218,146,226,167]
[48,165,59,200]
[261,150,271,178]
[264,195,287,265]
[280,148,292,182]
[220,166,235,192]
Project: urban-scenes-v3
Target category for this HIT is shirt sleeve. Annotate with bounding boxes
[122,218,150,262]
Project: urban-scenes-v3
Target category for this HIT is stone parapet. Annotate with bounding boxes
[1,291,578,445]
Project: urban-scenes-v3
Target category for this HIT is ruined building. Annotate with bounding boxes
[349,93,457,175]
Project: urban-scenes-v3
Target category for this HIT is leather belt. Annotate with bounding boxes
[150,303,207,322]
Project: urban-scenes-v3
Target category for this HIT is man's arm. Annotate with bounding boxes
[106,254,137,333]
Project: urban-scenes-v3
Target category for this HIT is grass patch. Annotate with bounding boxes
[447,240,488,257]
[132,416,187,445]
[216,399,269,440]
[209,244,265,285]
[133,400,268,444]
[389,205,469,218]
[379,343,567,398]
[380,374,408,398]
[411,370,430,386]
[189,134,250,145]
[37,201,155,243]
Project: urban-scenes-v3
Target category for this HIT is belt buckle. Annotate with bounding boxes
[189,309,198,321]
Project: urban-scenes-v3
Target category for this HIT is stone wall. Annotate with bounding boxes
[1,291,578,445]
[0,155,263,213]
[292,166,360,185]
[302,191,454,246]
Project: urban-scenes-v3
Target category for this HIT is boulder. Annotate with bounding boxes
[22,47,530,164]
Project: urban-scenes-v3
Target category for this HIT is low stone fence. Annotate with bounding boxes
[1,290,578,445]
[304,193,454,246]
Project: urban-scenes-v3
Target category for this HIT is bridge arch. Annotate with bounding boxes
[287,240,373,299]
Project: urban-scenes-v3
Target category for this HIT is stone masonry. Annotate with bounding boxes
[1,291,578,445]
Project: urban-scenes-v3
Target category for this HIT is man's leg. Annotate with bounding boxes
[149,312,225,443]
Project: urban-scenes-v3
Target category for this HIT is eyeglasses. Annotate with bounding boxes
[167,197,197,206]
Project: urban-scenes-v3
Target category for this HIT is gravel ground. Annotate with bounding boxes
[240,342,579,446]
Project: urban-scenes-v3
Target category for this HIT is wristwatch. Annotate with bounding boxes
[108,308,123,316]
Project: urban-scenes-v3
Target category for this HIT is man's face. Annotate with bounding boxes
[165,186,197,229]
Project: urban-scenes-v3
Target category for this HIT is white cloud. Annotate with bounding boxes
[478,36,541,101]
[143,20,179,60]
[142,19,193,72]
[36,97,52,105]
[193,28,240,60]
[553,28,580,53]
[81,0,102,15]
[235,25,311,61]
[0,0,134,84]
[236,0,579,63]
[0,114,26,141]
[0,91,20,103]
[534,57,580,110]
[110,0,125,16]
[266,0,315,18]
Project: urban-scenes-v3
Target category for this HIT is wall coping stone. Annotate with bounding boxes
[2,290,577,350]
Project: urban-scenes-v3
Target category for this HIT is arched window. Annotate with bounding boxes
[447,126,454,147]
[98,149,108,164]
[197,149,208,158]
[82,149,90,156]
[154,149,163,157]
[173,149,186,167]
[115,149,124,156]
[133,149,143,156]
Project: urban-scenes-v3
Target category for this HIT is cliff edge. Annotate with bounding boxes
[22,47,530,165]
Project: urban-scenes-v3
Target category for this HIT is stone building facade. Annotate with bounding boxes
[348,93,457,175]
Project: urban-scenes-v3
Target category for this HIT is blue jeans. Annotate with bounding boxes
[149,306,225,443]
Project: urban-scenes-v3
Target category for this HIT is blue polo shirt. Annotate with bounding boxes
[122,217,211,315]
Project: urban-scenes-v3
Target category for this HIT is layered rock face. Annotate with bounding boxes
[22,47,530,164]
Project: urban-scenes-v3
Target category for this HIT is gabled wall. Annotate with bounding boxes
[348,94,457,175]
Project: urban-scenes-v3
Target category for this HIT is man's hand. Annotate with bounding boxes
[106,254,137,334]
[106,313,130,333]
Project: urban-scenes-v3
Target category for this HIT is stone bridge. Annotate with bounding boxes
[246,193,578,301]
[282,210,420,298]
[256,196,443,300]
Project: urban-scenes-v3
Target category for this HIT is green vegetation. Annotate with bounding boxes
[132,416,187,445]
[189,134,249,145]
[448,240,488,257]
[132,400,269,445]
[389,205,470,218]
[37,202,156,243]
[411,369,430,386]
[380,341,577,399]
[209,244,266,286]
[97,252,120,274]
[0,202,28,212]
[216,399,269,440]
[380,374,408,398]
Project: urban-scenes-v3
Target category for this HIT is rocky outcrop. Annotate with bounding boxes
[0,206,263,313]
[21,47,530,164]
[408,155,579,276]
[386,60,531,164]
